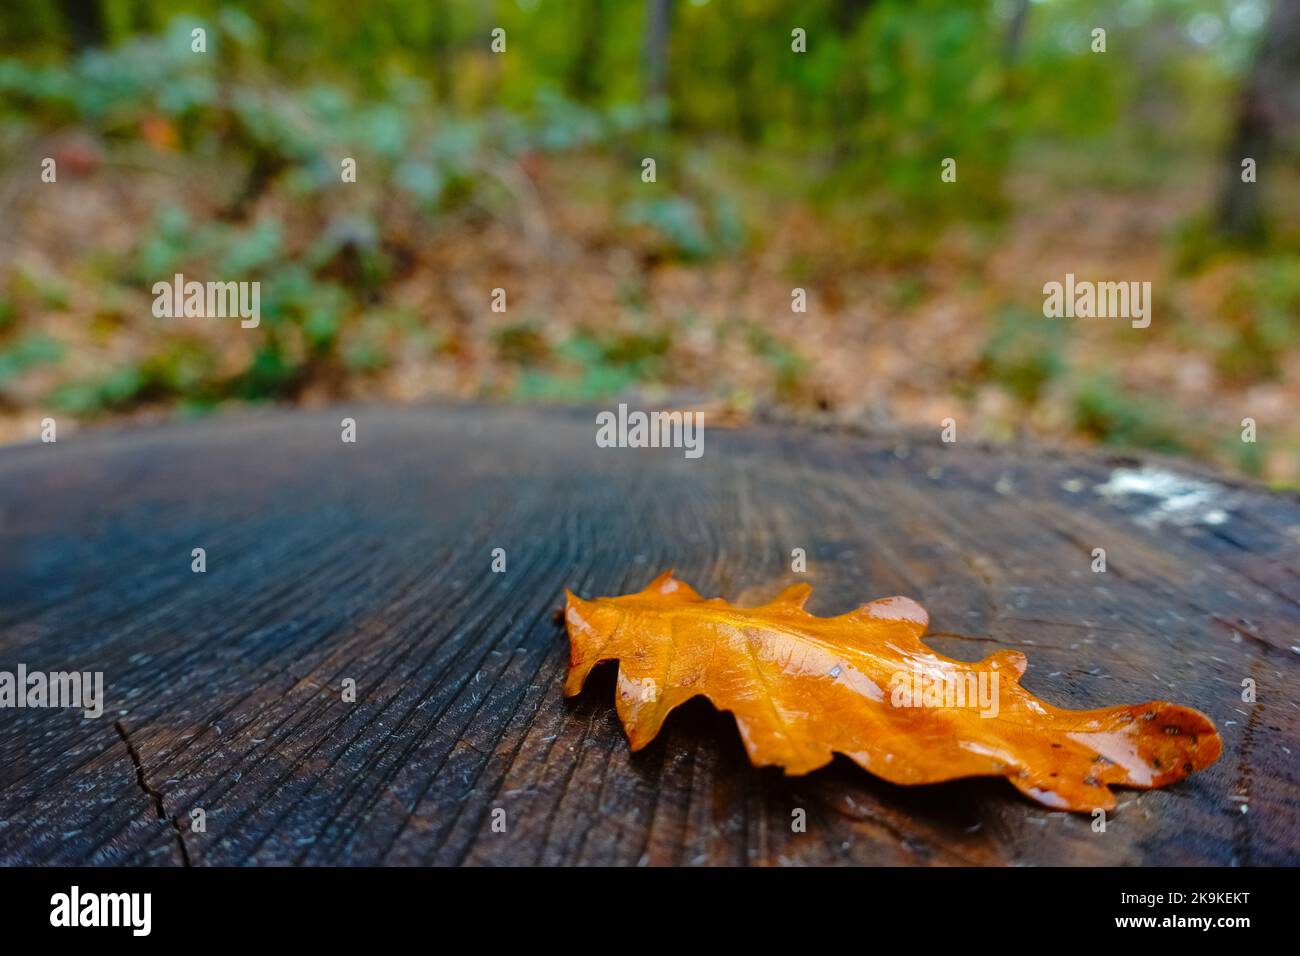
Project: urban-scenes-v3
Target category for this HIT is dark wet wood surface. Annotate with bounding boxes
[0,404,1296,865]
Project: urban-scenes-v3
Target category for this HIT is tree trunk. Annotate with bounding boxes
[725,1,760,143]
[59,0,104,50]
[830,0,877,163]
[430,0,455,105]
[642,0,674,107]
[1002,0,1031,67]
[2,404,1297,865]
[1217,0,1300,239]
[568,0,606,103]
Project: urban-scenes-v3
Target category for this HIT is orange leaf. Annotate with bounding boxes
[139,115,178,151]
[563,571,1221,812]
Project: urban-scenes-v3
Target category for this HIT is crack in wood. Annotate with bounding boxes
[114,720,193,867]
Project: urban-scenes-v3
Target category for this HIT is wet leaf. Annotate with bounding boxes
[563,572,1222,812]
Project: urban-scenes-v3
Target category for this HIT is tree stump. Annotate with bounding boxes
[0,404,1296,865]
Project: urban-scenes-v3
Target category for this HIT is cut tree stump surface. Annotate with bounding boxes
[1,404,1297,866]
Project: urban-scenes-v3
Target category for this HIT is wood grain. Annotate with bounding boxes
[0,404,1296,865]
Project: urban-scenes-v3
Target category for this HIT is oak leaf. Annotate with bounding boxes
[563,572,1222,812]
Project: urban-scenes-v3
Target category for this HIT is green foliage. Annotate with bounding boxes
[494,321,550,367]
[510,328,673,402]
[0,335,62,387]
[0,13,670,412]
[0,0,1288,480]
[1072,377,1188,454]
[977,307,1066,404]
[744,325,808,402]
[1225,431,1265,478]
[621,195,742,261]
[1214,254,1300,383]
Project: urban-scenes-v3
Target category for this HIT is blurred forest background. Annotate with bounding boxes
[0,0,1297,481]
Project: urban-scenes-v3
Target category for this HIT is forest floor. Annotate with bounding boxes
[2,140,1297,484]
